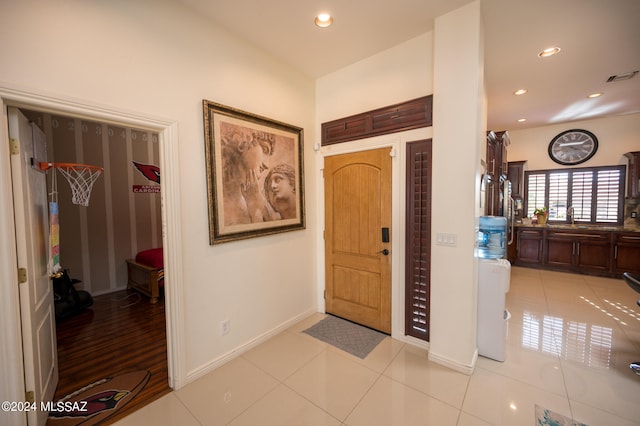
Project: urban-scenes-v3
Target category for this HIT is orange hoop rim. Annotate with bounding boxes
[38,162,104,172]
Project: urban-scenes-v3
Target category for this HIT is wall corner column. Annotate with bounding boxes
[429,0,485,374]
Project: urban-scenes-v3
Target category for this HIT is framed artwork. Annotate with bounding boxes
[203,100,305,244]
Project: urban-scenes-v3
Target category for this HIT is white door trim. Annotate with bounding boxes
[315,127,432,349]
[0,86,186,423]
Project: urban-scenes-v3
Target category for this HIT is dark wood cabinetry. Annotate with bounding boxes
[507,160,526,221]
[624,151,640,198]
[516,228,544,265]
[485,131,510,216]
[514,226,640,277]
[576,236,612,273]
[507,161,526,199]
[545,230,610,274]
[612,232,640,275]
[545,233,574,270]
[486,131,509,178]
[321,96,433,146]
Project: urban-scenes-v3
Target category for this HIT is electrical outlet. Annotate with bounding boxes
[632,211,638,218]
[220,319,230,336]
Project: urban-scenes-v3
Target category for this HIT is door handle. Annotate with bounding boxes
[377,249,390,256]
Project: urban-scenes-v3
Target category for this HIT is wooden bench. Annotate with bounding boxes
[126,259,161,304]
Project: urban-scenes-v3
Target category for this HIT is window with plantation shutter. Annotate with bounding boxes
[526,173,546,218]
[525,165,624,225]
[405,139,431,341]
[548,172,568,220]
[571,171,593,221]
[596,169,622,222]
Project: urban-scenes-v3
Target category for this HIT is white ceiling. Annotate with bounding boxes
[177,0,640,131]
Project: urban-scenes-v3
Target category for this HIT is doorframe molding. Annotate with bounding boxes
[316,127,431,348]
[0,86,186,416]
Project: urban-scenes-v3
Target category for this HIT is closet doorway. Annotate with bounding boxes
[18,108,170,421]
[0,88,183,423]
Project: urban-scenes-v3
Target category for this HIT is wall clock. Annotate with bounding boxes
[548,129,598,165]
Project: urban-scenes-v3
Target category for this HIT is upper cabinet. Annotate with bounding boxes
[507,161,526,199]
[508,160,527,221]
[624,151,640,198]
[321,96,433,146]
[485,130,509,215]
[486,131,509,178]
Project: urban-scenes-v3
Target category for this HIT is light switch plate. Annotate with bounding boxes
[436,232,457,246]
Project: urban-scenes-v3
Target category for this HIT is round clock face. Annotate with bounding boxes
[548,129,598,165]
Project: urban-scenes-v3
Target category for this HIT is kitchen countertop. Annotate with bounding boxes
[514,222,640,233]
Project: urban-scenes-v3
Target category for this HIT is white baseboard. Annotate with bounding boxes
[184,308,317,384]
[393,334,430,351]
[428,348,477,375]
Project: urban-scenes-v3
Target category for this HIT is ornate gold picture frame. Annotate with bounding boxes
[203,100,305,244]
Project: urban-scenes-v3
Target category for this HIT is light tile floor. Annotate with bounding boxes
[115,267,640,425]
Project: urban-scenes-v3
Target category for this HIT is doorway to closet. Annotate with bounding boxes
[19,108,171,422]
[1,88,182,424]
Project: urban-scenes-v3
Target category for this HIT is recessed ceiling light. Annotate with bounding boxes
[587,92,603,98]
[513,89,528,96]
[538,46,561,58]
[517,118,527,122]
[315,13,333,28]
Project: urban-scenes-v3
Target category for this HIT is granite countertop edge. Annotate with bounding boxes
[514,223,640,233]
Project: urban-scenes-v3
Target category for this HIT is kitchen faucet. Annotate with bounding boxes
[567,206,575,224]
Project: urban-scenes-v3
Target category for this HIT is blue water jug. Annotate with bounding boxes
[477,216,506,259]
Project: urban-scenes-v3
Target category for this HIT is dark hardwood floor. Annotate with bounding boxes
[49,289,171,425]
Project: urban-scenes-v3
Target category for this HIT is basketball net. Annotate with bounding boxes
[42,162,103,277]
[55,164,103,207]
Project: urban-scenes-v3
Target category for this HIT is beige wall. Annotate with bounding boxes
[429,1,484,372]
[316,32,434,122]
[316,33,435,343]
[508,112,640,174]
[315,2,485,372]
[0,0,317,380]
[23,111,162,295]
[2,0,634,392]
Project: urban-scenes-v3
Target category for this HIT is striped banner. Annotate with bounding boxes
[49,201,61,273]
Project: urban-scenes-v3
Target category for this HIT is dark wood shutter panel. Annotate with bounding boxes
[321,96,433,146]
[405,139,432,341]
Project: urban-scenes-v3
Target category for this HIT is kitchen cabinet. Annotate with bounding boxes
[624,151,640,199]
[545,230,611,274]
[508,160,526,221]
[612,232,640,275]
[515,228,543,266]
[485,130,510,215]
[545,232,574,270]
[513,225,640,277]
[507,161,526,199]
[486,131,509,179]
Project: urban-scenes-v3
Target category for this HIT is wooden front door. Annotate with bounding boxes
[324,148,392,334]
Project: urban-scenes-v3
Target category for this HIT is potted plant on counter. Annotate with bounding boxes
[534,206,548,225]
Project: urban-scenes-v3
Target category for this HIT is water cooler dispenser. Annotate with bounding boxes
[476,216,507,259]
[477,216,511,362]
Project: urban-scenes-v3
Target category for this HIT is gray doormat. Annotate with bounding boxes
[303,315,386,359]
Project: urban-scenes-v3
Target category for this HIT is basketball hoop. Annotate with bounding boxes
[39,162,104,207]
